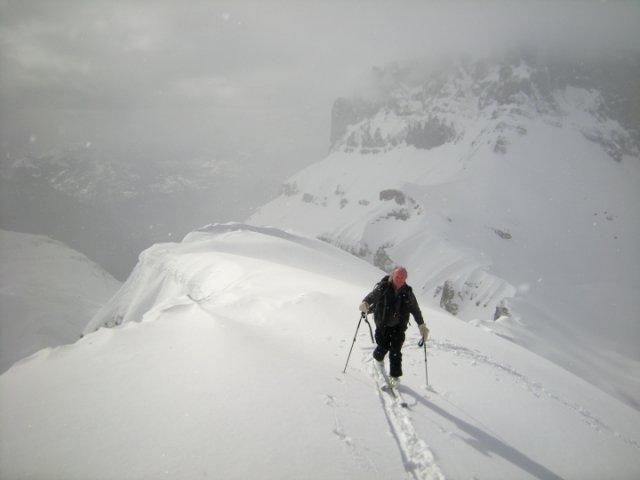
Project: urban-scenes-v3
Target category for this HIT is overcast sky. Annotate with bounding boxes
[1,0,639,173]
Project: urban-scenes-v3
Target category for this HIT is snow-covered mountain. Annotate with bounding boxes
[1,146,237,205]
[249,53,640,409]
[0,229,120,374]
[2,223,638,479]
[0,146,273,279]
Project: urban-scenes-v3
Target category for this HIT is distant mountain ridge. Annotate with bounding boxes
[1,146,236,206]
[250,51,640,408]
[331,53,639,161]
[0,147,268,279]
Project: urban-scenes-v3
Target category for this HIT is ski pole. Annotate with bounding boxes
[363,315,374,343]
[423,339,429,386]
[342,313,365,373]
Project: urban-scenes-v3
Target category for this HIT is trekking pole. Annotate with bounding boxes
[342,313,365,373]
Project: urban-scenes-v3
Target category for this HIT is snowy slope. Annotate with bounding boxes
[0,229,120,373]
[248,57,640,409]
[1,224,638,479]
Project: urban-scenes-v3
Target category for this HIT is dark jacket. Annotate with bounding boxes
[363,275,424,329]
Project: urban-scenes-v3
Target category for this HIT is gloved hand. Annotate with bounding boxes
[359,301,369,314]
[419,324,429,342]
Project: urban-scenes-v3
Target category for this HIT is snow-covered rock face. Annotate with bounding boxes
[330,55,639,162]
[250,53,640,408]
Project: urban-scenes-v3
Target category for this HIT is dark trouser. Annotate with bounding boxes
[373,325,406,378]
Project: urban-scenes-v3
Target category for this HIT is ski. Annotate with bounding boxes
[373,361,408,408]
[380,385,409,408]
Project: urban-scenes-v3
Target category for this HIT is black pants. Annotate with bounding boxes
[373,325,406,378]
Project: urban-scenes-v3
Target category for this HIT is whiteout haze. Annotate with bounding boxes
[1,30,639,480]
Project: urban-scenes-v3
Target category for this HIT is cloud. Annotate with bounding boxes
[171,76,239,103]
[1,0,638,160]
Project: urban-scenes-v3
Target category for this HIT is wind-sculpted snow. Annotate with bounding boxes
[83,222,377,333]
[3,224,639,479]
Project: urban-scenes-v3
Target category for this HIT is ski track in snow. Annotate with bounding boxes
[369,359,446,480]
[428,339,640,450]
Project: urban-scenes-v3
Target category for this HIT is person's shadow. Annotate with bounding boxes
[398,384,564,480]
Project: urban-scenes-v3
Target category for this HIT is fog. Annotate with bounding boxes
[1,0,639,279]
[1,0,638,171]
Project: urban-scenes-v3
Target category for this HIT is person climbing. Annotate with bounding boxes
[359,266,429,386]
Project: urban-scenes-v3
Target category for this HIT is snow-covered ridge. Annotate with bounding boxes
[83,222,378,334]
[3,223,639,479]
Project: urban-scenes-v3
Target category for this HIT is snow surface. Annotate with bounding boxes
[0,229,120,373]
[2,223,639,479]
